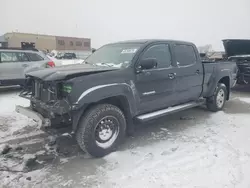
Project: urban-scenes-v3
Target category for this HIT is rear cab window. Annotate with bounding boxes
[26,52,44,61]
[174,44,197,66]
[141,44,172,68]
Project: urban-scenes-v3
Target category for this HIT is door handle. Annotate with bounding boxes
[22,64,29,67]
[195,70,200,74]
[141,70,151,76]
[168,73,176,79]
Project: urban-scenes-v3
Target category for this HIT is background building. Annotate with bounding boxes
[0,35,8,47]
[2,32,91,52]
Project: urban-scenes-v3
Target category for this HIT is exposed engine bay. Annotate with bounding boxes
[19,76,72,127]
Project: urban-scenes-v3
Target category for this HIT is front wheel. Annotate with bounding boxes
[206,83,227,112]
[76,104,126,157]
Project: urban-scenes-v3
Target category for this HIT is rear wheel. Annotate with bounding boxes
[76,104,126,157]
[206,83,227,112]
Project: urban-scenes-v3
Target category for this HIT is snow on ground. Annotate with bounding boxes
[0,89,29,113]
[1,88,250,187]
[0,89,39,141]
[237,97,250,104]
[0,88,53,188]
[100,111,250,188]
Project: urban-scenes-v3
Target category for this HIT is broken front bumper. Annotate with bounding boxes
[15,105,51,128]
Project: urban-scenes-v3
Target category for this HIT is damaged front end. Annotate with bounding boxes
[16,76,73,128]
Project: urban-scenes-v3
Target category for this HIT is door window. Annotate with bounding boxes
[0,52,19,62]
[26,53,44,61]
[16,52,29,62]
[141,44,171,68]
[174,44,197,66]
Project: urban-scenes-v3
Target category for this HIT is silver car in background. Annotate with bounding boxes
[0,48,55,87]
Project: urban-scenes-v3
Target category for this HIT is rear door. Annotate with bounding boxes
[134,43,178,114]
[0,51,29,80]
[173,44,203,104]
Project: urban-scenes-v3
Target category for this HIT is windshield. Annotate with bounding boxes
[85,43,142,68]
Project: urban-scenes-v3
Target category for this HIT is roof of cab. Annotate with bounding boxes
[108,39,195,46]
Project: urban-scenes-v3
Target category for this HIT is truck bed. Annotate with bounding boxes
[202,60,237,96]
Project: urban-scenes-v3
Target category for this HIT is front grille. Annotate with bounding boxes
[34,81,41,98]
[33,80,57,102]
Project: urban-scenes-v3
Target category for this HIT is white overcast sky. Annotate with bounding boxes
[1,0,250,50]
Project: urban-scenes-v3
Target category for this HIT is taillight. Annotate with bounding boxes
[47,61,55,68]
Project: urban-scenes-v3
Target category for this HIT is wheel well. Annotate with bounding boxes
[98,96,131,117]
[218,76,230,100]
[76,96,133,132]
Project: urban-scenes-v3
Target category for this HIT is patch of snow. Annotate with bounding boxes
[0,91,29,113]
[35,150,46,156]
[60,158,70,164]
[0,130,44,144]
[99,111,250,188]
[0,91,38,141]
[238,97,250,104]
[95,62,123,68]
[61,133,72,137]
[160,128,168,132]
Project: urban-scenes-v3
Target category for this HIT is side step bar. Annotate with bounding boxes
[136,100,205,122]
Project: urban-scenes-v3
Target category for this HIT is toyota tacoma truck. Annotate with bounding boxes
[16,39,237,157]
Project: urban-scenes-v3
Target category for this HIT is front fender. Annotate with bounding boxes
[75,82,138,116]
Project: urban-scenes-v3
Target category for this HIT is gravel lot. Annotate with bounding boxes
[1,86,250,188]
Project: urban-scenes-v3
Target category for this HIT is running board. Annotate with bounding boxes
[136,100,205,122]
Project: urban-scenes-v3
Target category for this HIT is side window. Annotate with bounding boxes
[16,52,29,62]
[26,53,44,61]
[0,52,18,62]
[141,44,171,68]
[174,44,197,66]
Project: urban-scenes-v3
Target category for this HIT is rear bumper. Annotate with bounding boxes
[15,105,51,128]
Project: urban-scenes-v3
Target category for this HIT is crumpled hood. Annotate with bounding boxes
[26,64,118,81]
[223,39,250,57]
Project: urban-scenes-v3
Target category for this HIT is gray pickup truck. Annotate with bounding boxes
[16,39,237,157]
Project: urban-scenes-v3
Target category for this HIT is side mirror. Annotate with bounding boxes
[139,58,157,70]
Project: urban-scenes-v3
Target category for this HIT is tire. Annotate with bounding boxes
[206,83,227,112]
[76,104,126,157]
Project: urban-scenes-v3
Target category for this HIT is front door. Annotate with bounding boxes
[172,44,203,104]
[134,43,177,114]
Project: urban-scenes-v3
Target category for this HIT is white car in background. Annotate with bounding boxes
[47,50,90,66]
[0,48,55,87]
